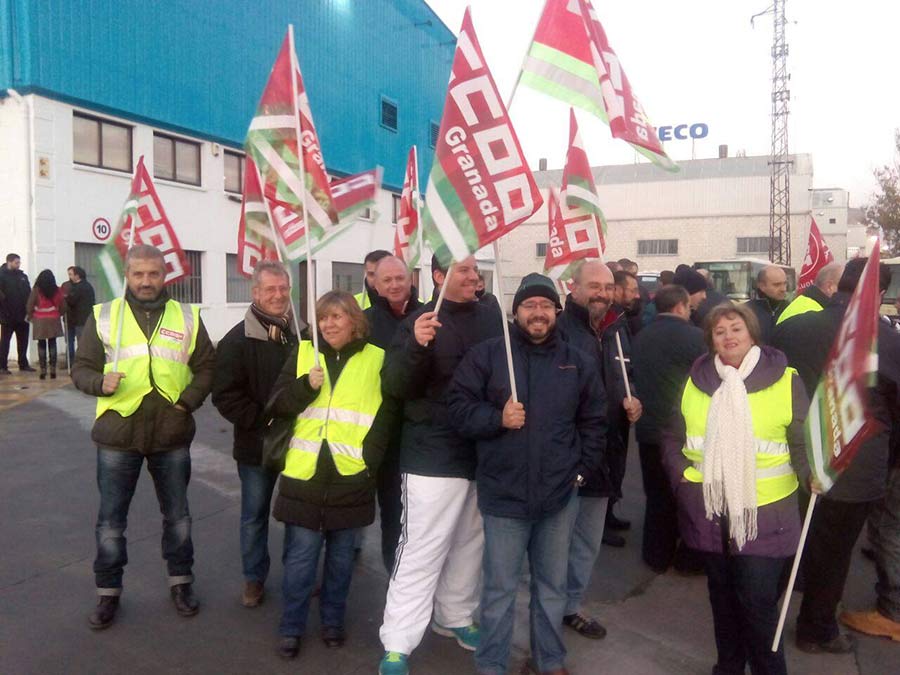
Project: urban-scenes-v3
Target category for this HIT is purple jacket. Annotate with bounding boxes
[661,346,811,557]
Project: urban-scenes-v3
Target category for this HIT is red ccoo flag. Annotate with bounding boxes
[394,147,422,268]
[544,185,604,286]
[798,217,834,291]
[236,157,279,277]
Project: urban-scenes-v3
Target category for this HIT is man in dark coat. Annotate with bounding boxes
[72,245,215,629]
[63,265,96,363]
[447,272,607,675]
[212,260,301,608]
[378,256,503,667]
[746,265,789,344]
[772,258,900,653]
[632,284,706,573]
[0,253,35,373]
[556,260,642,639]
[673,265,710,328]
[363,255,423,573]
[694,268,730,327]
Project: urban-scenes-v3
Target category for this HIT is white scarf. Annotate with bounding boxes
[701,345,761,550]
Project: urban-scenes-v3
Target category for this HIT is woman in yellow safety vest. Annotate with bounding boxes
[663,302,811,675]
[268,290,392,659]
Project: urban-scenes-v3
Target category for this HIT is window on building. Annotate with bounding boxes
[154,132,201,186]
[224,151,244,194]
[828,217,836,224]
[736,236,770,255]
[360,207,373,221]
[380,96,398,132]
[73,113,133,172]
[429,121,440,149]
[225,254,252,303]
[295,261,316,324]
[73,242,114,303]
[332,262,364,295]
[637,239,678,256]
[535,243,548,257]
[168,250,203,303]
[392,194,402,224]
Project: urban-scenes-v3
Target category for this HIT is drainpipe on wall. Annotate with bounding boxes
[6,89,35,275]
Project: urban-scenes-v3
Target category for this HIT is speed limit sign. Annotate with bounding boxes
[92,217,111,241]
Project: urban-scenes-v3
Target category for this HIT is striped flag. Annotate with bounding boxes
[394,147,422,268]
[562,108,607,250]
[244,28,339,259]
[544,185,604,286]
[98,156,190,298]
[422,8,543,266]
[237,157,279,277]
[805,247,881,492]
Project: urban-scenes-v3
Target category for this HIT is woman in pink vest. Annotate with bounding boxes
[26,269,65,379]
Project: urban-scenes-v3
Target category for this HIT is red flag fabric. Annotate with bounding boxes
[113,157,190,284]
[394,147,421,267]
[805,246,881,491]
[237,157,279,277]
[798,218,834,291]
[421,8,543,265]
[544,186,604,284]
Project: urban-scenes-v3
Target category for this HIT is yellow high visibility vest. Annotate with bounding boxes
[776,294,825,325]
[283,340,384,481]
[94,298,199,418]
[680,368,799,506]
[354,290,372,310]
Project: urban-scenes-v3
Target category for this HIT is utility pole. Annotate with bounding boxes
[753,1,792,265]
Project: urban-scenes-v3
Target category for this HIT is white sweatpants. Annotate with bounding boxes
[379,473,483,655]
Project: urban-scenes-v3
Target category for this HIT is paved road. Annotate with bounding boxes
[0,384,893,674]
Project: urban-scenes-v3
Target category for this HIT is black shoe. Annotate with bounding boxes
[795,633,856,654]
[39,371,46,380]
[0,368,10,375]
[88,596,119,630]
[563,612,607,640]
[605,511,631,531]
[321,625,345,648]
[278,636,300,659]
[19,365,36,372]
[50,371,57,379]
[170,583,199,617]
[602,531,626,547]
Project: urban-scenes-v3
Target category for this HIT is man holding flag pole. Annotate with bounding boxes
[72,159,215,629]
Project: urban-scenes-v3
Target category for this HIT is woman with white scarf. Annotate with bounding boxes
[663,303,811,675]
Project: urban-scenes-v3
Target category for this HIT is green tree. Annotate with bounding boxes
[864,130,900,255]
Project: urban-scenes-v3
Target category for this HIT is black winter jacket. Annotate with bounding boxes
[62,279,96,327]
[746,294,789,345]
[771,293,900,502]
[364,290,424,350]
[448,324,607,520]
[71,291,216,454]
[269,336,395,530]
[0,264,30,324]
[632,314,706,445]
[382,297,503,479]
[555,296,631,497]
[211,308,300,465]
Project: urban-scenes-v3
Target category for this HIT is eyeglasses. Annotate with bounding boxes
[519,301,557,311]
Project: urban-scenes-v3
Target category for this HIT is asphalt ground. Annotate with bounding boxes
[0,383,894,674]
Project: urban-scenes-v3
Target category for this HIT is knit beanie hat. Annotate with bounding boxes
[673,267,708,295]
[513,273,562,313]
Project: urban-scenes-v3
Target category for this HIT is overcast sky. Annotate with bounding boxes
[425,0,899,207]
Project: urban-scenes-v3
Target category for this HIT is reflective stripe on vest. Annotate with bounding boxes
[680,369,799,506]
[776,294,824,325]
[283,341,384,481]
[94,298,199,418]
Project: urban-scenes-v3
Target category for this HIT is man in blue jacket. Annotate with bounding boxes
[448,273,607,675]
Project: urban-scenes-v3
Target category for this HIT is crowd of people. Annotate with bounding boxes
[10,240,895,675]
[0,253,95,378]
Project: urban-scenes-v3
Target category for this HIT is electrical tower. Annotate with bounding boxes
[768,0,792,265]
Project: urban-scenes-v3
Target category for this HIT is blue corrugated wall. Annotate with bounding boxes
[0,0,455,189]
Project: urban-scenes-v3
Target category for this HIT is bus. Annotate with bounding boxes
[882,257,900,315]
[693,258,797,302]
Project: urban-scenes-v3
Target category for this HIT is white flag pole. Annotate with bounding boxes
[491,240,518,403]
[111,178,141,373]
[412,144,427,297]
[252,161,306,345]
[288,24,319,364]
[614,330,632,401]
[772,492,818,651]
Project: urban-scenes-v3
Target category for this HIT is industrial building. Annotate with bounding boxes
[0,0,456,344]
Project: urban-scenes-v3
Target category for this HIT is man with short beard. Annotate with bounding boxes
[448,272,606,675]
[556,260,642,639]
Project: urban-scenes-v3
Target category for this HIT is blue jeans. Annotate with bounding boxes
[279,525,359,637]
[565,496,609,615]
[67,323,83,361]
[94,447,193,594]
[237,462,279,583]
[476,491,579,674]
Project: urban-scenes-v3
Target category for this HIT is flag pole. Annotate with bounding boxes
[111,183,140,372]
[413,145,427,296]
[491,240,519,403]
[772,492,818,651]
[252,162,306,344]
[614,331,632,401]
[288,24,320,364]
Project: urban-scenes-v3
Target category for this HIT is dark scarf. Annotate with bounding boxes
[250,303,292,344]
[126,288,169,312]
